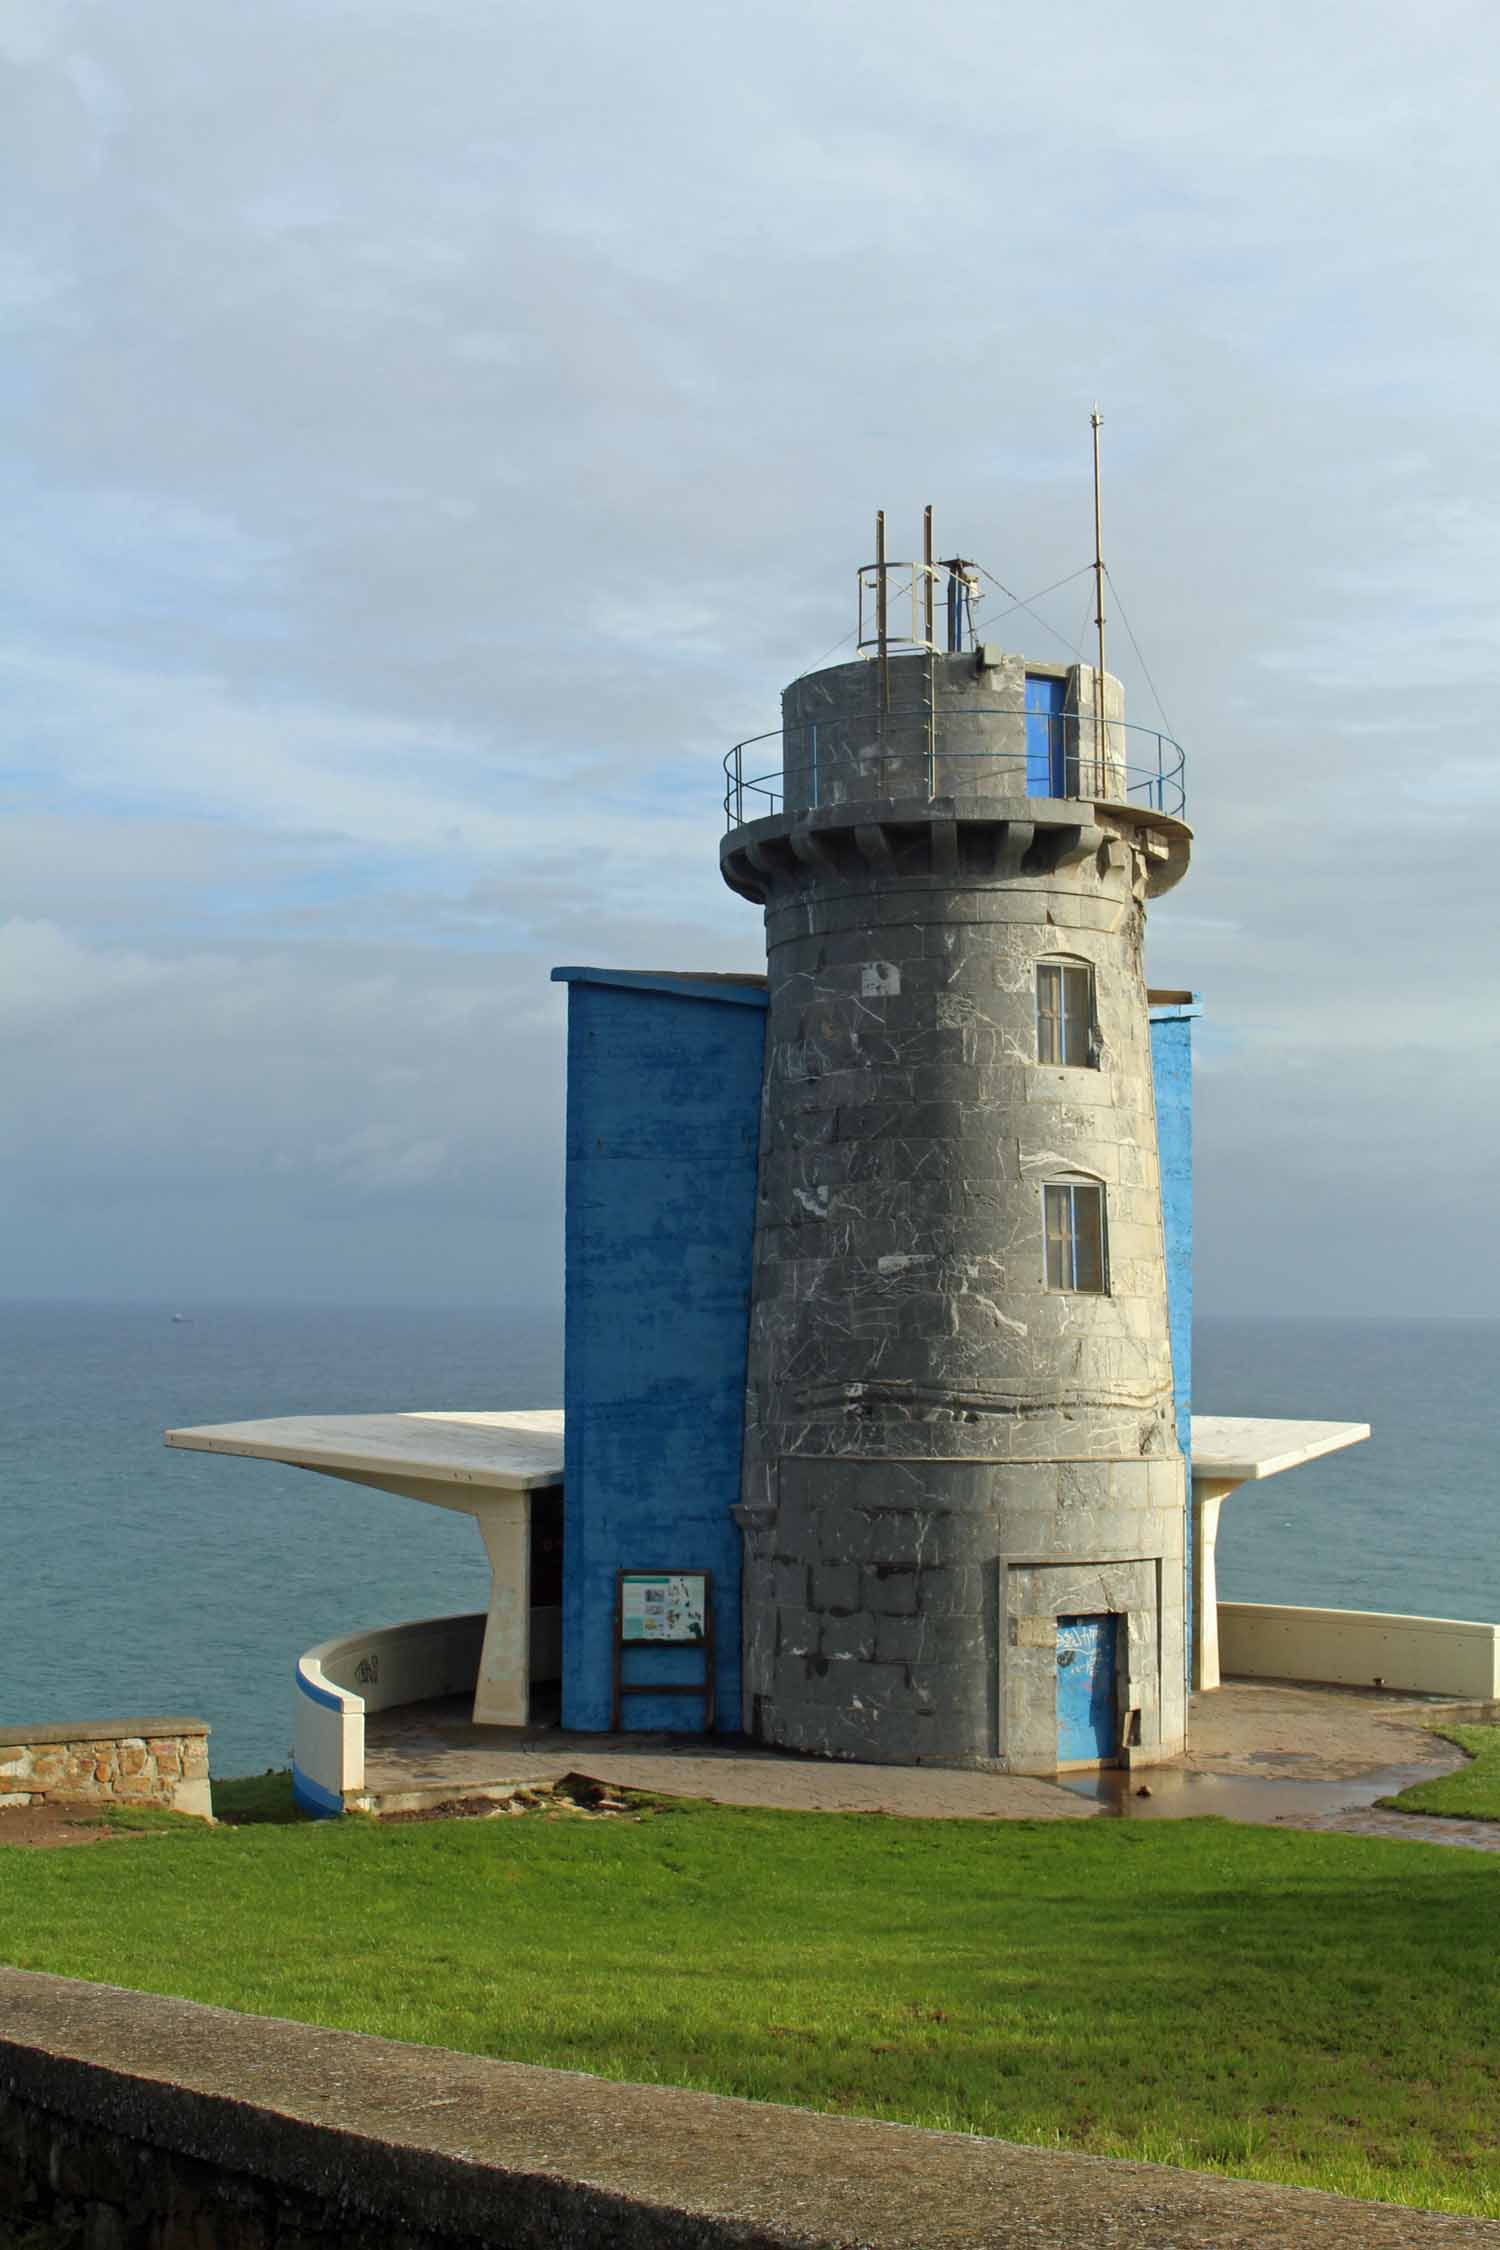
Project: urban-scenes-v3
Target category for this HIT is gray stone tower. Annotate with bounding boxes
[721,543,1190,1773]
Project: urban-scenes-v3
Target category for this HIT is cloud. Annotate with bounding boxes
[2,0,1498,1309]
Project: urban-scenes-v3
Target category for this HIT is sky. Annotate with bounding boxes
[2,0,1497,1316]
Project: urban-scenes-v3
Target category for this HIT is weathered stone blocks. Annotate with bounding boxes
[820,1613,876,1663]
[863,1564,919,1615]
[0,1720,212,1818]
[811,1562,861,1613]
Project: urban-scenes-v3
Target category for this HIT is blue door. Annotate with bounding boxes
[1025,673,1066,796]
[1056,1613,1118,1764]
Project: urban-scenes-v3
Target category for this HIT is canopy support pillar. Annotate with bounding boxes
[1191,1476,1243,1692]
[473,1494,532,1726]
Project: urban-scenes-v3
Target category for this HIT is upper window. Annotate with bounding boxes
[1036,959,1095,1068]
[1044,1180,1107,1294]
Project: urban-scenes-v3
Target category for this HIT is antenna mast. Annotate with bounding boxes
[875,509,889,713]
[1091,405,1107,775]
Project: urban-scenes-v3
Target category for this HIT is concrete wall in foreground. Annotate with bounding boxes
[0,1719,211,1820]
[2,1967,1490,2250]
[1220,1602,1500,1700]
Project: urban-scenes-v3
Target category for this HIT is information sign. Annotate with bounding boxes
[619,1571,708,1645]
[611,1568,716,1730]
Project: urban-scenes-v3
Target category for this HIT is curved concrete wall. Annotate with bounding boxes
[1219,1603,1500,1701]
[293,1609,561,1816]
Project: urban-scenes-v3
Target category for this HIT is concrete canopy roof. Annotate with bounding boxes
[164,1409,564,1492]
[1189,1416,1370,1482]
[165,1409,1364,1500]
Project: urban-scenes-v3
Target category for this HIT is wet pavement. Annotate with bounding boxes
[1059,1756,1464,1825]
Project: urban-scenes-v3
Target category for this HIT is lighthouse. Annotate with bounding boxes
[720,507,1191,1772]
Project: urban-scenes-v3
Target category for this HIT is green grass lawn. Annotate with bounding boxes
[1381,1725,1500,1821]
[4,1784,1500,2218]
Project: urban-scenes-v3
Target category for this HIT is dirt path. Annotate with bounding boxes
[0,1803,140,1850]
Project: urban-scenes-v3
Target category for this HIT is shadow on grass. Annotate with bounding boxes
[212,1769,305,1825]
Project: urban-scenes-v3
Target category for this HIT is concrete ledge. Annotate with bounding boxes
[1219,1604,1500,1700]
[3,1969,1499,2248]
[0,1718,209,1750]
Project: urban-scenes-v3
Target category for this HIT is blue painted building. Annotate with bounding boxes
[1151,1000,1196,1461]
[552,968,767,1732]
[552,964,1196,1736]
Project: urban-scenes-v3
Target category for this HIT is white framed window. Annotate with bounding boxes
[1043,1180,1108,1294]
[1036,959,1095,1068]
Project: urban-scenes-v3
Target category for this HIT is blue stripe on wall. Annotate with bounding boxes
[295,1666,347,1715]
[558,976,766,1732]
[291,1762,345,1819]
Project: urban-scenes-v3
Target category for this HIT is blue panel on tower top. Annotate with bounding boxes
[1025,673,1067,795]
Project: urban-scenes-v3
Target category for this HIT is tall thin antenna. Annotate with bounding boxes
[875,509,889,712]
[1091,405,1107,773]
[923,505,936,796]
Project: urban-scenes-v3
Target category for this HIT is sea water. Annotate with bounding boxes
[1194,1315,1499,1626]
[0,1302,562,1778]
[1,1304,1495,1777]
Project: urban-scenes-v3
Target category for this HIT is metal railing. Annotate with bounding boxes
[722,707,1186,830]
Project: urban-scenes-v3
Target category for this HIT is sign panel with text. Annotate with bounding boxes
[618,1571,708,1645]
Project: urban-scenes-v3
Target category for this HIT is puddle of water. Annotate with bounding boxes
[1060,1761,1453,1823]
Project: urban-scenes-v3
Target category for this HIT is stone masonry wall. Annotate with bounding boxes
[0,1719,211,1820]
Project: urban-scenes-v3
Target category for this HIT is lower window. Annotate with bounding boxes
[1044,1180,1107,1293]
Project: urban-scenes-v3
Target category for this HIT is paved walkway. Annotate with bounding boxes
[362,1703,1096,1818]
[1179,1676,1480,1780]
[362,1679,1496,1839]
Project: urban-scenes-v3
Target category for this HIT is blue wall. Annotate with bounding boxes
[1149,1006,1195,1457]
[553,968,766,1731]
[1150,1001,1197,1685]
[556,967,1196,1731]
